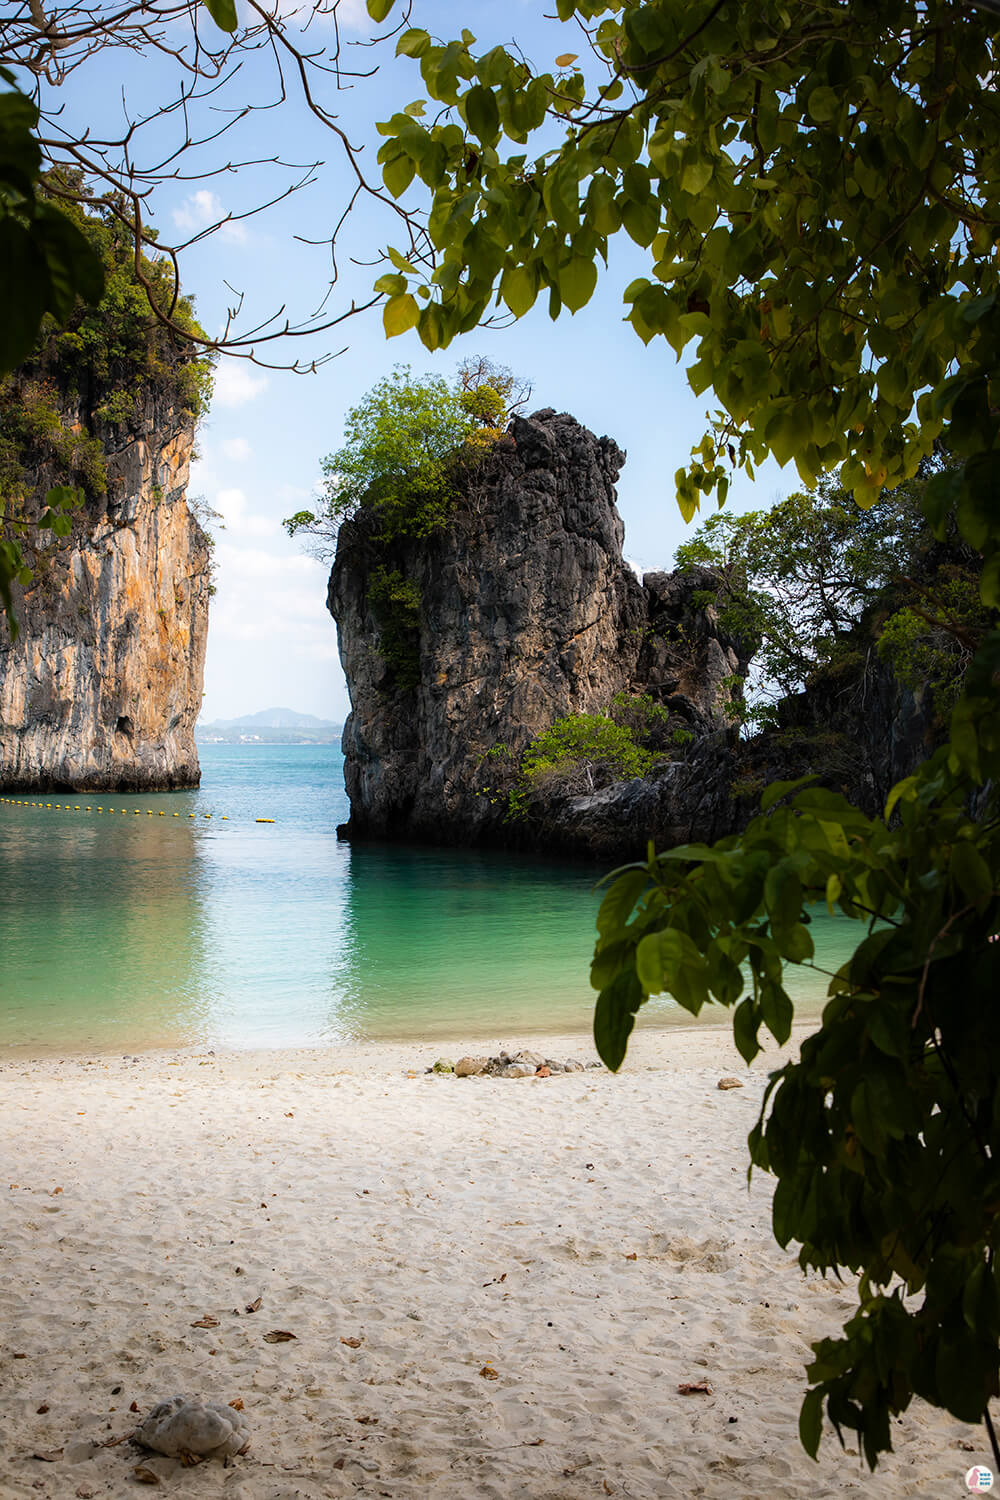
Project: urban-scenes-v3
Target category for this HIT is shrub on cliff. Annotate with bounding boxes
[284,359,527,557]
[0,187,213,627]
[501,707,669,820]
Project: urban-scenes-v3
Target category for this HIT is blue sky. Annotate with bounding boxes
[50,0,786,722]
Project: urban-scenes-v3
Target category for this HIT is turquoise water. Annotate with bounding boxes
[0,745,852,1053]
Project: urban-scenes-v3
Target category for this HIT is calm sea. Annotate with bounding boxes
[0,744,853,1054]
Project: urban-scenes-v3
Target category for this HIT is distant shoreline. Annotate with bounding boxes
[196,732,342,746]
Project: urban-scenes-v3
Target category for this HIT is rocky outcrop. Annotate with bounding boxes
[330,409,750,854]
[732,652,944,820]
[0,386,210,791]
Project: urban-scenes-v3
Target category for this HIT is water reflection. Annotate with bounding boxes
[0,797,209,1050]
[332,843,603,1042]
[0,745,854,1053]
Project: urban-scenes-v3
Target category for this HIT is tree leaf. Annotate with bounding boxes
[200,0,237,31]
[383,294,420,337]
[464,85,500,145]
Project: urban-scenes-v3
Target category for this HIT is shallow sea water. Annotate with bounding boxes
[0,744,854,1053]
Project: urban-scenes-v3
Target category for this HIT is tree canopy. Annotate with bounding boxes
[371,0,998,518]
[674,471,988,727]
[284,358,524,554]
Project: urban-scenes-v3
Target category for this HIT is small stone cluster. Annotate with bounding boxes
[429,1050,601,1079]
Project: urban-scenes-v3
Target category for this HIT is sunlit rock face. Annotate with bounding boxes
[0,387,210,791]
[330,408,747,855]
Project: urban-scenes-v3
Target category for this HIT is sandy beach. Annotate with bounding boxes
[0,1024,984,1498]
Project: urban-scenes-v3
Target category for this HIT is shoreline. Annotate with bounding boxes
[1,1026,980,1498]
[0,1005,829,1069]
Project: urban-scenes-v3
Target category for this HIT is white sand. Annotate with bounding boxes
[0,1024,985,1498]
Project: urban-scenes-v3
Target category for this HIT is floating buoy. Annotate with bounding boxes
[203,813,211,819]
[188,813,195,818]
[256,818,275,824]
[159,811,165,816]
[173,812,179,817]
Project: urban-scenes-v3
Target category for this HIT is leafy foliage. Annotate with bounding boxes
[503,704,667,820]
[368,564,423,691]
[0,182,212,634]
[591,750,1000,1465]
[0,77,104,378]
[369,0,1000,1467]
[876,568,989,725]
[370,0,999,514]
[674,472,987,728]
[285,361,520,557]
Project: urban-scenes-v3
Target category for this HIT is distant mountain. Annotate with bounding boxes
[209,707,341,730]
[195,707,342,744]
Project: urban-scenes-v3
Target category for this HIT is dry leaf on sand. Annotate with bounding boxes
[31,1449,63,1462]
[677,1381,713,1395]
[479,1365,500,1381]
[229,1398,245,1411]
[340,1336,362,1348]
[190,1315,219,1329]
[263,1329,297,1343]
[245,1297,262,1313]
[133,1468,162,1486]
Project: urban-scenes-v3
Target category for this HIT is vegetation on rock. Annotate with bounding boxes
[496,692,691,821]
[285,359,526,558]
[676,470,991,735]
[0,185,212,630]
[367,565,423,691]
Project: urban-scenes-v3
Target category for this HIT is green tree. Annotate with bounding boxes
[284,360,521,556]
[674,471,987,728]
[369,0,1000,1468]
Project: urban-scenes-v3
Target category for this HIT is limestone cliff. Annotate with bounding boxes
[0,385,210,791]
[330,409,749,852]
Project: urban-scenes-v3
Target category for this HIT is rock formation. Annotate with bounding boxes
[330,409,750,855]
[0,385,210,791]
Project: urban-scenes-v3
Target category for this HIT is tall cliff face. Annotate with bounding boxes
[330,409,748,851]
[0,386,210,791]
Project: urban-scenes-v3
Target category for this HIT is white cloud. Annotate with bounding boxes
[277,0,371,32]
[172,189,248,244]
[213,362,269,408]
[221,437,252,462]
[334,0,371,31]
[210,545,335,645]
[215,488,278,539]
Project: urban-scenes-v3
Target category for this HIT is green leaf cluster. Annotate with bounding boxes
[591,758,1000,1461]
[368,564,423,692]
[372,0,999,516]
[674,469,979,719]
[0,80,104,379]
[0,179,212,635]
[505,709,659,819]
[287,363,515,554]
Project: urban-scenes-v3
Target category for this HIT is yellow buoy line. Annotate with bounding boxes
[0,796,276,824]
